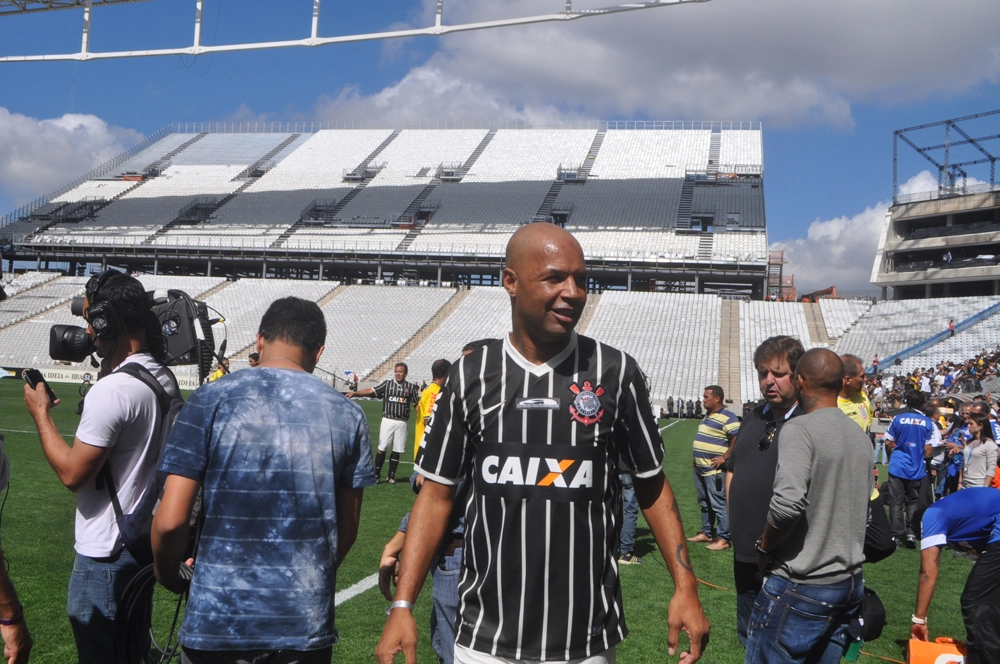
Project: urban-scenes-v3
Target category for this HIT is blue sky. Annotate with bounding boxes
[1,0,999,291]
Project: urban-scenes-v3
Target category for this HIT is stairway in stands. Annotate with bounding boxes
[346,130,400,179]
[717,299,741,406]
[577,130,606,179]
[146,133,208,174]
[461,129,497,174]
[534,180,564,221]
[697,233,714,260]
[394,179,442,251]
[234,133,301,179]
[272,132,400,248]
[802,302,833,346]
[269,183,370,249]
[676,180,695,229]
[707,132,721,176]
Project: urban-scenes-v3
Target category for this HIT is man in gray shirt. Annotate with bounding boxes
[746,349,874,664]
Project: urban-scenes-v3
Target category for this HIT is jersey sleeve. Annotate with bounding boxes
[920,505,950,550]
[723,414,740,439]
[618,362,665,478]
[159,387,212,481]
[410,383,421,406]
[337,405,377,490]
[372,380,388,399]
[416,365,470,485]
[884,417,898,442]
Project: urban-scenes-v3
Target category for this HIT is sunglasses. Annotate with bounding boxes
[759,420,781,451]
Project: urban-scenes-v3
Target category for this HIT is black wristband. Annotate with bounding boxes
[0,613,23,626]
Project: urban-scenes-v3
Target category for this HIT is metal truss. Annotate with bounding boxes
[0,0,710,62]
[0,0,150,16]
[893,108,1000,204]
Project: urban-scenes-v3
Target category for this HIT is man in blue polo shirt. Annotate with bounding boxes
[884,390,935,548]
[912,488,1000,664]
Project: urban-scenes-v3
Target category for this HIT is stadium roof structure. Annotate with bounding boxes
[0,0,711,63]
[0,0,149,16]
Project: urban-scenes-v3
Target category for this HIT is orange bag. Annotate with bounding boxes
[992,465,1000,489]
[907,638,967,663]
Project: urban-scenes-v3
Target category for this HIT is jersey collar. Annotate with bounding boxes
[504,331,578,377]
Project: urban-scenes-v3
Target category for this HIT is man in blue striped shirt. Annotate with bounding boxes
[689,385,740,551]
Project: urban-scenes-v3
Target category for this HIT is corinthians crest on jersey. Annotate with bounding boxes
[569,380,605,426]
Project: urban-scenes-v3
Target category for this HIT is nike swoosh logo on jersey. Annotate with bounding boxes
[481,401,506,415]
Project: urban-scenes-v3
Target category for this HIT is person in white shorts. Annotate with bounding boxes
[348,363,420,484]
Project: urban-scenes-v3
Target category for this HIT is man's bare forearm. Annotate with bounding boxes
[915,547,941,619]
[336,488,364,561]
[392,480,455,602]
[635,473,698,592]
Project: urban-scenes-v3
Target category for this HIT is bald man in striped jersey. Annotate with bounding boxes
[376,223,709,664]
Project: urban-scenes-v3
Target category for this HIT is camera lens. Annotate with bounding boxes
[70,296,86,318]
[49,325,95,363]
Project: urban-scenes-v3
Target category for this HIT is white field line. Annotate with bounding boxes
[336,573,379,606]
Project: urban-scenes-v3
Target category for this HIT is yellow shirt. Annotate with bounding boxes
[414,382,442,460]
[207,368,226,382]
[838,392,873,433]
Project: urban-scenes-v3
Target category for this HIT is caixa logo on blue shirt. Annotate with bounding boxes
[475,441,605,502]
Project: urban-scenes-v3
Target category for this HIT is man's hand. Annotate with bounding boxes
[910,623,929,641]
[345,391,356,399]
[23,383,58,420]
[708,456,726,469]
[0,620,31,664]
[379,552,401,601]
[667,587,710,663]
[375,609,418,664]
[756,552,772,575]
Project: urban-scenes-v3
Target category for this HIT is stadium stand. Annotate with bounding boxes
[896,311,1000,372]
[586,291,721,403]
[0,270,61,297]
[0,274,227,367]
[393,286,512,381]
[317,285,456,380]
[834,296,1000,363]
[590,129,708,178]
[557,179,684,230]
[108,132,200,177]
[168,133,294,166]
[818,298,873,339]
[0,276,89,330]
[739,301,815,402]
[718,129,763,173]
[573,229,701,260]
[375,129,488,174]
[201,278,338,356]
[710,230,768,262]
[468,129,596,181]
[690,180,766,229]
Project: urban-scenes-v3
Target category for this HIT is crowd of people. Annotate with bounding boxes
[0,223,998,664]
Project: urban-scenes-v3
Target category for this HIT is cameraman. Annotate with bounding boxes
[23,271,179,664]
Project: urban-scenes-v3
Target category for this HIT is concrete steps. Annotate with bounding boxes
[718,299,741,405]
[803,302,832,346]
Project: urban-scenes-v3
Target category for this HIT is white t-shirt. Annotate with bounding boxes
[929,425,945,465]
[920,376,931,392]
[74,353,178,557]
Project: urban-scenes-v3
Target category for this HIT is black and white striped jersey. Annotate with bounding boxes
[417,332,664,661]
[372,379,420,421]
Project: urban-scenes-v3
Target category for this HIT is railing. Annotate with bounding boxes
[1,124,173,228]
[894,182,1000,206]
[869,299,1000,373]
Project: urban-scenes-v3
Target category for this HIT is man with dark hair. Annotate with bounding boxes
[690,385,739,552]
[884,390,935,548]
[726,335,804,646]
[415,359,452,461]
[152,296,375,663]
[747,349,873,663]
[377,223,709,664]
[348,362,420,484]
[24,270,179,663]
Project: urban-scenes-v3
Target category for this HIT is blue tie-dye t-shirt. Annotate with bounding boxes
[159,367,376,651]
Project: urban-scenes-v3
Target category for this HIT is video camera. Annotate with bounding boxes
[49,288,221,383]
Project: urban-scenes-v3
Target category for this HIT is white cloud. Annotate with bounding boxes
[328,0,1000,127]
[0,108,141,208]
[769,170,952,294]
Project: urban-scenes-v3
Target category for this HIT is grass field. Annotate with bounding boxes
[0,378,974,663]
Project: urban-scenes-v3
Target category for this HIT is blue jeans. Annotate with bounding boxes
[745,571,864,664]
[873,440,887,465]
[619,473,638,555]
[431,546,462,664]
[693,470,729,541]
[68,548,148,664]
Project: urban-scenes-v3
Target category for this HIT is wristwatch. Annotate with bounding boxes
[911,615,927,625]
[385,600,415,616]
[755,537,771,556]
